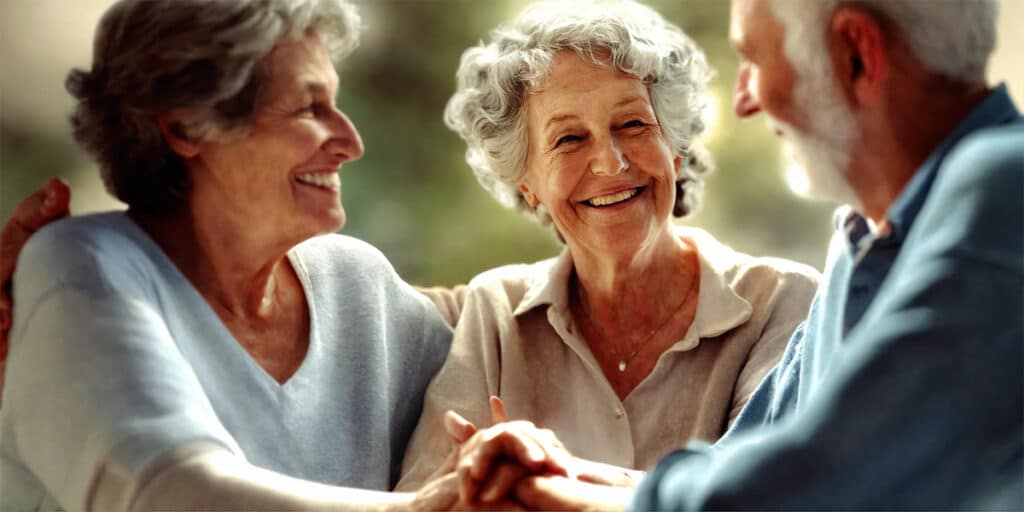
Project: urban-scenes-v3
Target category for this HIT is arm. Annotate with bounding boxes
[396,285,504,491]
[630,131,1024,511]
[415,285,469,328]
[4,228,424,512]
[726,268,818,423]
[121,444,415,512]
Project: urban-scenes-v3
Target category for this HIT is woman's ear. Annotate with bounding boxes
[517,181,540,209]
[157,113,200,158]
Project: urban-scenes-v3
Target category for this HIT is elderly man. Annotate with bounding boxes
[3,0,1022,510]
[442,0,1021,510]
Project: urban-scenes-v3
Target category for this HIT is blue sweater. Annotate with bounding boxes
[632,85,1023,510]
[0,212,452,512]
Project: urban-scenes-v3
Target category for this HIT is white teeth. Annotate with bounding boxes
[587,187,639,207]
[296,172,340,189]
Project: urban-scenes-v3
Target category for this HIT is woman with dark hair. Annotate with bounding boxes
[0,1,453,510]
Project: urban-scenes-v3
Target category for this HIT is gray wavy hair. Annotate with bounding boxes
[66,0,360,213]
[445,0,714,232]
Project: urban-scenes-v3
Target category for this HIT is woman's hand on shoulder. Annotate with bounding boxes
[1,178,71,361]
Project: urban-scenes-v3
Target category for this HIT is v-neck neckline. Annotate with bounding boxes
[119,214,318,391]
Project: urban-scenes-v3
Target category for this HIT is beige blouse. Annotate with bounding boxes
[397,227,819,490]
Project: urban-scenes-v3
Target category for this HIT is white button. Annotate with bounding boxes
[615,407,625,419]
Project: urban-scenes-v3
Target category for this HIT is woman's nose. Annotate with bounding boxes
[590,138,628,176]
[324,108,364,162]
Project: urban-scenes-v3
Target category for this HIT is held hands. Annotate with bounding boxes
[413,396,633,511]
[411,397,527,511]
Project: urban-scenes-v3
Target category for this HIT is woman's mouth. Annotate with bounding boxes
[295,172,340,190]
[582,186,644,207]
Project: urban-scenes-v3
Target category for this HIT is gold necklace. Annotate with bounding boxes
[574,265,698,373]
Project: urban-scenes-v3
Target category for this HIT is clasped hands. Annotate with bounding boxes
[411,397,635,511]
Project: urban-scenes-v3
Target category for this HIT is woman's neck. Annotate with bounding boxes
[570,227,697,336]
[128,203,296,321]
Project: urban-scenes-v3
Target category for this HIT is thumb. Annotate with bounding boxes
[444,410,477,444]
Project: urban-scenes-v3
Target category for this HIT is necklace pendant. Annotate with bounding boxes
[618,360,627,372]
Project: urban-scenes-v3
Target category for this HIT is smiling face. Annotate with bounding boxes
[519,51,681,256]
[189,32,364,243]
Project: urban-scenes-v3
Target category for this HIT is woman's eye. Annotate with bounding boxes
[622,119,646,129]
[555,134,583,147]
[298,103,328,116]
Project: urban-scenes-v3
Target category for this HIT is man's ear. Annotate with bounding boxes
[828,7,888,107]
[157,113,200,158]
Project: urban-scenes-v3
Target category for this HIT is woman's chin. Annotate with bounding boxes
[297,206,347,237]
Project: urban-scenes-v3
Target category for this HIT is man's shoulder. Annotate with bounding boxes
[912,122,1022,271]
[936,122,1022,209]
[953,121,1022,165]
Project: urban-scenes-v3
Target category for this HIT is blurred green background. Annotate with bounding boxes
[2,0,1022,287]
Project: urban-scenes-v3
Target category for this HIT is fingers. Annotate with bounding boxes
[489,395,509,424]
[1,178,72,361]
[479,461,530,504]
[456,421,573,504]
[514,475,631,512]
[468,424,547,481]
[7,177,72,235]
[444,410,478,444]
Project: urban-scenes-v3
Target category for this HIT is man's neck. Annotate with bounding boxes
[854,82,991,225]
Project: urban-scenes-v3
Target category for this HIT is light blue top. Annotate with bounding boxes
[0,212,452,512]
[631,85,1023,510]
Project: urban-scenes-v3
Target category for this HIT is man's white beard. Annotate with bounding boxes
[772,38,863,211]
[773,112,862,210]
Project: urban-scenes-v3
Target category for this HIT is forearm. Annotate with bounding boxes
[120,445,413,512]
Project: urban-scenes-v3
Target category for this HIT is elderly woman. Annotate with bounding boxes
[396,0,819,494]
[1,0,819,510]
[0,1,456,511]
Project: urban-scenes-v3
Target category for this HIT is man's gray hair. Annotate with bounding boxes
[445,0,714,231]
[66,0,360,213]
[771,0,997,84]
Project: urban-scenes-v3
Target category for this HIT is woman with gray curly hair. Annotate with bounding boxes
[396,0,819,498]
[0,1,456,511]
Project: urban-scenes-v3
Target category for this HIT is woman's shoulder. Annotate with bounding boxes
[457,258,560,318]
[24,210,140,253]
[292,232,396,276]
[20,211,152,280]
[468,259,554,288]
[684,226,820,298]
[15,211,160,313]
